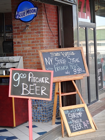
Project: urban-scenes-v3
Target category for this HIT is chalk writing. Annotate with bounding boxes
[21,83,48,96]
[28,72,50,84]
[11,69,52,99]
[68,112,82,119]
[13,72,27,87]
[55,57,66,66]
[42,50,86,77]
[64,107,92,132]
[45,57,53,65]
[54,65,68,72]
[68,57,80,64]
[65,71,70,75]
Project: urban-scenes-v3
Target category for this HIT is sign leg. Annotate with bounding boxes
[28,99,33,140]
[52,82,59,125]
[12,97,16,127]
[58,82,64,137]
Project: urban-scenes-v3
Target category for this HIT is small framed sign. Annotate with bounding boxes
[60,104,95,137]
[9,68,53,100]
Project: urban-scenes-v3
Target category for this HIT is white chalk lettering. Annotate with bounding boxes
[21,83,30,95]
[50,52,61,57]
[35,85,40,95]
[71,123,83,131]
[45,57,53,65]
[45,77,50,84]
[28,72,50,84]
[61,51,75,57]
[83,121,88,128]
[54,65,68,72]
[68,112,82,119]
[55,57,66,65]
[13,72,27,87]
[41,86,48,96]
[67,57,80,64]
[29,84,35,95]
[28,72,34,82]
[21,83,48,96]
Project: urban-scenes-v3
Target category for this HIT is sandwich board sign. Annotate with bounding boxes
[60,104,96,137]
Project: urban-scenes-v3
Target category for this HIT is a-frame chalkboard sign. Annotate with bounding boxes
[39,47,89,82]
[39,47,97,137]
[60,104,95,137]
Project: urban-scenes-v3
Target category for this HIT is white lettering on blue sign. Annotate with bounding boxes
[15,7,37,19]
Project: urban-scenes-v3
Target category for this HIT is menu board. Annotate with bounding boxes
[9,68,53,101]
[39,47,89,82]
[60,104,95,137]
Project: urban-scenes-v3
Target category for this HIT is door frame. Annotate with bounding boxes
[79,21,99,105]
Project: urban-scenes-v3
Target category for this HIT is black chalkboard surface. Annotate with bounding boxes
[9,68,53,100]
[64,107,91,132]
[39,47,89,82]
[60,104,95,137]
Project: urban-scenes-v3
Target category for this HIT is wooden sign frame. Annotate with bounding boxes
[39,47,89,82]
[60,104,96,137]
[9,68,53,101]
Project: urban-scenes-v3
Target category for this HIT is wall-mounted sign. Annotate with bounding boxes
[54,0,77,5]
[15,1,38,22]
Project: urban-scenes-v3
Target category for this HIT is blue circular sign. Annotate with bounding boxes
[15,1,38,22]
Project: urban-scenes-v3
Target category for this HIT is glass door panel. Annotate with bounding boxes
[88,28,97,102]
[79,27,88,104]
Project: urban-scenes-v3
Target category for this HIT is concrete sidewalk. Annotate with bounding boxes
[58,109,105,140]
[0,98,105,140]
[58,98,105,140]
[37,97,105,140]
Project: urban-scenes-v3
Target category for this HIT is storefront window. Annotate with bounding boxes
[0,13,13,57]
[78,0,91,22]
[88,28,97,102]
[95,1,105,94]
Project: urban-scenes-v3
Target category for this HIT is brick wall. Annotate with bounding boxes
[11,0,59,69]
[11,0,59,122]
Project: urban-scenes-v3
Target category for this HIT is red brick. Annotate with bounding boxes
[11,1,58,69]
